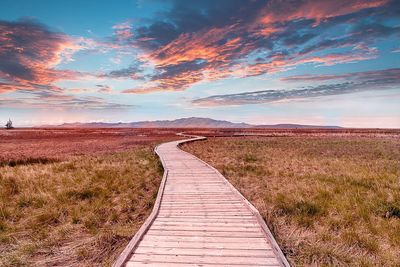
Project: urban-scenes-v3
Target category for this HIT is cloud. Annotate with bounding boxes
[258,0,389,26]
[122,59,207,93]
[2,1,398,97]
[0,90,133,110]
[0,19,89,93]
[113,0,396,93]
[112,21,134,42]
[298,23,400,56]
[231,48,378,79]
[192,68,400,106]
[96,84,113,93]
[67,88,92,94]
[282,68,400,82]
[102,62,144,79]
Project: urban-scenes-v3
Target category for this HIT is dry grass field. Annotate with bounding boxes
[2,128,399,266]
[0,128,179,266]
[182,134,400,266]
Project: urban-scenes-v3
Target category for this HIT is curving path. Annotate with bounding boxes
[114,135,290,267]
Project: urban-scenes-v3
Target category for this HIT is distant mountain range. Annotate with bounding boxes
[40,117,342,129]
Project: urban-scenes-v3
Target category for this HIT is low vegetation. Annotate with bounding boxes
[183,136,400,266]
[0,128,178,164]
[0,129,177,266]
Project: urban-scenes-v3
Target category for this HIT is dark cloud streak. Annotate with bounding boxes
[0,90,133,110]
[192,68,400,106]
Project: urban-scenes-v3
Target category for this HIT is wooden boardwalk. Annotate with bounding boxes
[114,135,290,267]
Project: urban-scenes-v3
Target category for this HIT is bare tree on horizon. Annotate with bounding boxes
[5,118,14,129]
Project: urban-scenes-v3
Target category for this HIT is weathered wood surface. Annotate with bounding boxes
[114,135,290,267]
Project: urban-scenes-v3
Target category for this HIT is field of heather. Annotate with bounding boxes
[0,128,179,266]
[183,134,400,266]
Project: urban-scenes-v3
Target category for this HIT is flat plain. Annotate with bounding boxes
[182,130,400,266]
[1,128,399,266]
[0,128,179,266]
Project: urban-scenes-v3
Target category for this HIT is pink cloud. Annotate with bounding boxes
[0,20,89,93]
[259,0,388,26]
[112,21,134,41]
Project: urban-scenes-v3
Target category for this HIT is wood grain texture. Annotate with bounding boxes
[113,135,290,267]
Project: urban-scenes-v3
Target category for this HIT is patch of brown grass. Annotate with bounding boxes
[0,128,180,165]
[0,129,178,266]
[183,136,400,266]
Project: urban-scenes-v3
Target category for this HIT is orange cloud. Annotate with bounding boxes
[0,20,89,93]
[259,0,388,26]
[148,26,236,67]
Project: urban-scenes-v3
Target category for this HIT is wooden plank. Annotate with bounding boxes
[149,225,262,232]
[159,211,251,214]
[160,204,243,207]
[138,240,273,250]
[161,200,243,204]
[157,215,255,218]
[159,206,248,210]
[141,235,269,244]
[159,207,247,210]
[161,197,239,199]
[128,254,280,265]
[159,209,250,213]
[152,222,259,228]
[126,262,280,267]
[134,246,274,257]
[160,202,245,206]
[158,210,249,213]
[145,230,264,238]
[154,217,259,223]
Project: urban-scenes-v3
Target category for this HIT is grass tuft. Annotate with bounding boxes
[383,204,400,219]
[1,157,58,167]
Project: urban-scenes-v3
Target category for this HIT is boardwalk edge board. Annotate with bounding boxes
[112,144,169,267]
[113,134,290,267]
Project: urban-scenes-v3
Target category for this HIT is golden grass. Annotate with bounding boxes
[0,145,163,266]
[183,136,400,266]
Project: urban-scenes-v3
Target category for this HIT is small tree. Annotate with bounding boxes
[5,118,14,129]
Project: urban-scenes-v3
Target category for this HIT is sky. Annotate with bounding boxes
[0,0,399,127]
